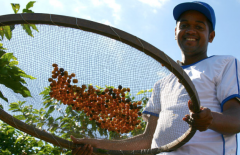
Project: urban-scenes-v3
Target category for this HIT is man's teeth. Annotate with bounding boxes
[186,38,196,41]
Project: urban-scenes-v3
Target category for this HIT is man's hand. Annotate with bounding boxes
[71,135,93,155]
[183,100,213,132]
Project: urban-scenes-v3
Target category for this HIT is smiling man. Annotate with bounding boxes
[172,1,240,155]
[71,2,240,155]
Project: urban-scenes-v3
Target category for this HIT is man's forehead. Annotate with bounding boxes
[173,2,216,30]
[178,10,208,22]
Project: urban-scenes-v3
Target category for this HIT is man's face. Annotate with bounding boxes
[175,10,215,58]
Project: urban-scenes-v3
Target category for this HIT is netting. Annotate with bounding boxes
[0,23,191,152]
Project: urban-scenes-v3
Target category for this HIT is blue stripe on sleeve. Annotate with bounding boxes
[142,111,159,117]
[221,94,240,111]
[235,59,239,94]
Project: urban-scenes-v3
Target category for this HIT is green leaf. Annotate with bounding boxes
[14,115,26,120]
[0,91,8,102]
[9,102,19,110]
[19,101,26,106]
[0,43,7,50]
[21,24,33,37]
[22,1,36,14]
[48,117,54,125]
[30,24,39,32]
[11,4,20,14]
[26,1,36,10]
[32,109,39,114]
[0,78,32,98]
[9,60,19,66]
[1,53,16,62]
[15,136,23,144]
[0,103,3,109]
[10,25,15,32]
[3,26,12,40]
[66,106,72,114]
[148,89,153,92]
[18,73,36,80]
[47,106,55,115]
[38,140,43,146]
[37,122,44,128]
[40,87,51,95]
[137,90,145,95]
[0,50,6,57]
[0,27,4,39]
[22,9,34,13]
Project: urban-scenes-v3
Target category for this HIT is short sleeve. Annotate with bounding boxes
[217,57,240,110]
[142,81,161,117]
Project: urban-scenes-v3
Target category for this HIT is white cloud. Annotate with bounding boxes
[103,0,121,13]
[91,0,102,6]
[73,5,86,14]
[138,0,169,8]
[49,0,64,10]
[101,19,112,26]
[90,0,121,24]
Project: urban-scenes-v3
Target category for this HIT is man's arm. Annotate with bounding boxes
[184,98,240,135]
[210,98,240,134]
[71,115,158,151]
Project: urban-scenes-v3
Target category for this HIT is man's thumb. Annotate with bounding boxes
[188,100,194,112]
[70,135,78,143]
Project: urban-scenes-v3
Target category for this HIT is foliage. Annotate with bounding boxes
[3,85,151,154]
[11,1,39,37]
[0,1,39,103]
[0,121,71,155]
[0,45,36,102]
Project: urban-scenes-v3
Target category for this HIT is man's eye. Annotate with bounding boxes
[180,24,187,28]
[196,26,203,29]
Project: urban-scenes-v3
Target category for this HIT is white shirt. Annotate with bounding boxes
[143,55,240,155]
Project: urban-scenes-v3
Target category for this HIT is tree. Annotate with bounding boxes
[0,1,71,154]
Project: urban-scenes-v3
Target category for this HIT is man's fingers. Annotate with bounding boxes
[72,144,91,155]
[191,107,211,119]
[72,146,82,155]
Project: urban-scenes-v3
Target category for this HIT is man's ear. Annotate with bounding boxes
[209,31,215,43]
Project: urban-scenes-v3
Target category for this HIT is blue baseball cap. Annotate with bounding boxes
[173,1,216,30]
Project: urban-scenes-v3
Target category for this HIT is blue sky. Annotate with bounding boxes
[0,0,239,61]
[0,0,240,154]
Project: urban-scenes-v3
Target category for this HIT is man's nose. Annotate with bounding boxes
[186,28,197,34]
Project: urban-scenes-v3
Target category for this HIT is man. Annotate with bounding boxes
[71,1,240,155]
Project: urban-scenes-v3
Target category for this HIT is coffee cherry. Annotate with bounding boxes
[73,79,78,83]
[137,101,142,105]
[126,98,131,103]
[52,63,58,67]
[64,71,68,76]
[118,85,122,90]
